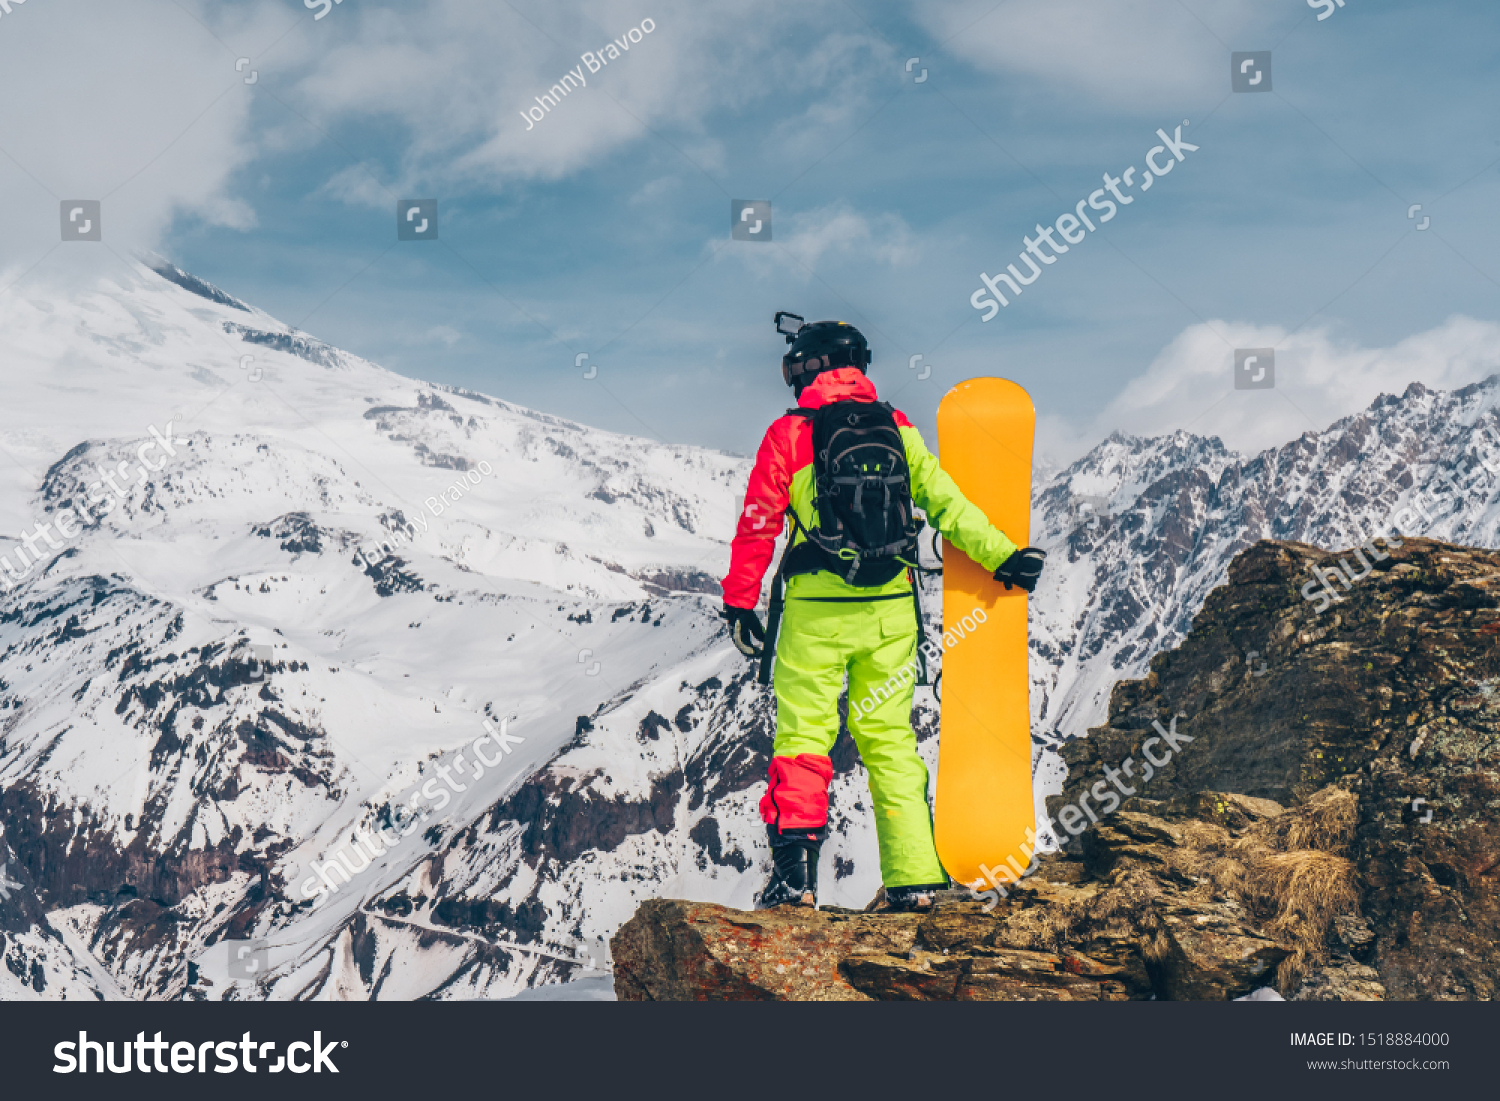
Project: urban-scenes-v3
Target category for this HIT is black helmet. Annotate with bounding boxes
[779,318,872,389]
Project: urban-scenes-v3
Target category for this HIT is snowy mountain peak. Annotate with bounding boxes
[1029,364,1500,769]
[2,256,1496,1000]
[0,257,746,999]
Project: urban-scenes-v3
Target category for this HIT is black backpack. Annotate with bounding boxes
[784,399,922,586]
[755,400,937,686]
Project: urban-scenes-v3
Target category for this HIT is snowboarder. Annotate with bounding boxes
[720,313,1046,912]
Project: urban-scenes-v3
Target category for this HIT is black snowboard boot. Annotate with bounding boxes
[882,882,947,913]
[757,825,824,909]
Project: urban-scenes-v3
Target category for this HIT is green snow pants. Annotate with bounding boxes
[759,594,947,888]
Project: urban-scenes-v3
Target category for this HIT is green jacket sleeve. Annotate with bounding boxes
[900,424,1018,572]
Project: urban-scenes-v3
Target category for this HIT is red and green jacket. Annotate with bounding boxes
[722,368,1019,608]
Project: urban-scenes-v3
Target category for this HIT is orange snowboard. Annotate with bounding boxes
[933,377,1036,895]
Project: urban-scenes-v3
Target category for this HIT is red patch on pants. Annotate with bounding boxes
[759,754,834,829]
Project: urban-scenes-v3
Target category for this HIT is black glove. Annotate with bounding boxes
[721,603,765,658]
[993,547,1047,593]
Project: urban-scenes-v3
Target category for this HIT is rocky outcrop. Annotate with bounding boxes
[612,791,1374,1002]
[613,537,1500,1001]
[1055,537,1500,1000]
[613,899,915,1001]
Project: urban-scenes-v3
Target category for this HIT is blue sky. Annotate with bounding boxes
[3,0,1499,466]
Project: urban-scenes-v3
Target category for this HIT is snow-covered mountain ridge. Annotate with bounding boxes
[1028,372,1500,773]
[0,258,747,999]
[2,258,1498,999]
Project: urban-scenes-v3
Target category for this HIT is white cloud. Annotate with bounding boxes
[1039,315,1500,468]
[0,0,283,279]
[912,0,1262,113]
[313,162,398,212]
[0,0,892,282]
[627,174,683,207]
[718,201,922,280]
[282,0,888,194]
[782,204,921,270]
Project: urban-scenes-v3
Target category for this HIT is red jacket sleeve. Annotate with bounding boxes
[721,419,792,609]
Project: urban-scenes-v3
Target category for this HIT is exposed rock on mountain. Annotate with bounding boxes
[613,537,1499,1001]
[1054,536,1500,1000]
[610,798,1376,1003]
